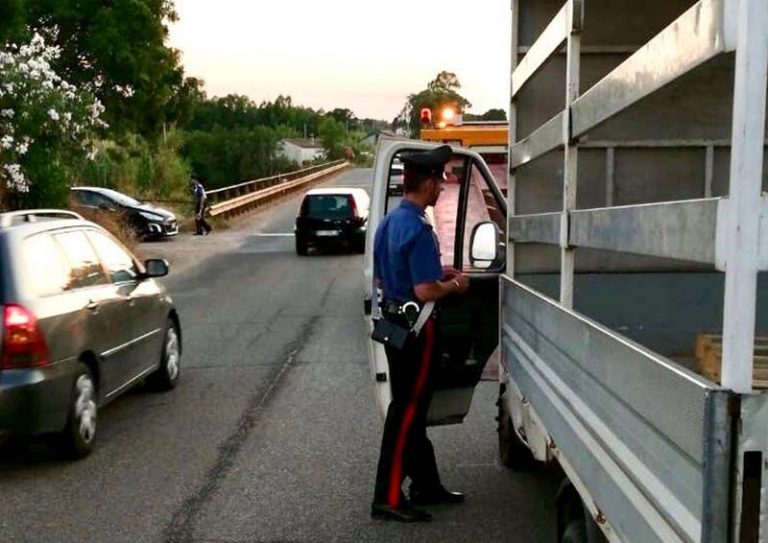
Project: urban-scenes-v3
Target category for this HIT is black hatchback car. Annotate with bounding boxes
[0,210,181,458]
[70,187,178,240]
[294,188,370,255]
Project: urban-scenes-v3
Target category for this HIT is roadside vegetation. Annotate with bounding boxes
[0,1,381,216]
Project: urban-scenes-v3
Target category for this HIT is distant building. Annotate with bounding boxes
[362,129,400,148]
[278,138,325,165]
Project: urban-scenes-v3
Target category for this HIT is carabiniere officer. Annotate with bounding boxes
[371,145,471,522]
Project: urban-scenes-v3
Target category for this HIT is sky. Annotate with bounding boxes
[167,0,511,121]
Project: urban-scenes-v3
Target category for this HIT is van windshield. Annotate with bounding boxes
[304,195,353,219]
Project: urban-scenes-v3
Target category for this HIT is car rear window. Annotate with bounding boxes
[304,195,353,219]
[53,230,108,290]
[23,233,72,297]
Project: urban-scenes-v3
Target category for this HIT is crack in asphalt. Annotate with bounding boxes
[319,276,337,308]
[162,316,320,543]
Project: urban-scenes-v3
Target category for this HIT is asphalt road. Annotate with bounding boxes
[0,168,559,543]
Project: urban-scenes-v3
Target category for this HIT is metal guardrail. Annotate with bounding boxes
[207,160,349,218]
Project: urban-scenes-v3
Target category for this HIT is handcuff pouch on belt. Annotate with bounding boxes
[371,301,435,351]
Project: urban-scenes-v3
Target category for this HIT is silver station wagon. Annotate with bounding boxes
[0,210,181,458]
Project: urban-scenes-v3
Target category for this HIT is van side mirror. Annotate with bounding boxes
[143,259,169,278]
[470,222,502,269]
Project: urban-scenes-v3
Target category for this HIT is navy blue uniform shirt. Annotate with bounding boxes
[374,200,443,303]
[193,183,206,209]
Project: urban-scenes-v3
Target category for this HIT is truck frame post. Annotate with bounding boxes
[720,0,768,393]
[560,0,583,308]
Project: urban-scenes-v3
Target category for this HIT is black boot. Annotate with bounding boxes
[409,484,466,506]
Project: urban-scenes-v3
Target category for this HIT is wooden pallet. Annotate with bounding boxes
[695,333,768,389]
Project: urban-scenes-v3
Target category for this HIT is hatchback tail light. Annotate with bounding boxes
[1,304,51,369]
[348,195,359,218]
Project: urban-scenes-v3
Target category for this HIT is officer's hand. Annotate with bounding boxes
[442,266,460,280]
[452,274,470,295]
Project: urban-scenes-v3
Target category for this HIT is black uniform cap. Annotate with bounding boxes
[400,145,452,176]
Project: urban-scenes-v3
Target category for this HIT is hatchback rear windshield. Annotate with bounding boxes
[303,195,353,219]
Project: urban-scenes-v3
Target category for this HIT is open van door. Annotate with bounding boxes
[363,138,507,425]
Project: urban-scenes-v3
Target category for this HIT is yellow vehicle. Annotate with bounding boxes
[420,119,508,189]
[420,120,507,157]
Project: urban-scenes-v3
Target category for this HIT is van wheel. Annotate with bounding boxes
[148,319,181,391]
[497,384,535,470]
[61,364,98,459]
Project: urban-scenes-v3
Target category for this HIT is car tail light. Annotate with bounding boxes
[348,195,359,218]
[1,304,51,369]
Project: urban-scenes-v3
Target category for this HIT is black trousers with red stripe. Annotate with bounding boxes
[373,315,442,507]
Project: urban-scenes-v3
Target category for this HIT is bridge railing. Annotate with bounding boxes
[207,160,350,218]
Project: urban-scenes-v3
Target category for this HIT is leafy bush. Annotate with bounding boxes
[0,33,106,209]
[77,130,189,202]
[182,125,281,188]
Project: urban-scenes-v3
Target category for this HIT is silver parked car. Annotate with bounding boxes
[0,210,181,458]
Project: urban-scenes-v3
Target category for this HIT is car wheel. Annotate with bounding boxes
[497,384,536,470]
[148,319,181,391]
[295,236,308,256]
[61,364,98,459]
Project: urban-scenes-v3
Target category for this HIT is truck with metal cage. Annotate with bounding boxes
[496,0,768,541]
[363,0,768,541]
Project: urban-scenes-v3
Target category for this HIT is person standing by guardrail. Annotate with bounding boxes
[190,176,212,236]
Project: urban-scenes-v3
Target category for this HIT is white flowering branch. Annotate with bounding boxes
[0,32,107,196]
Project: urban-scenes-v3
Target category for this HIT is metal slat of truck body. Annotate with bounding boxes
[502,278,728,542]
[509,197,768,271]
[570,0,738,138]
[569,198,721,265]
[509,111,565,170]
[511,2,570,98]
[509,212,561,245]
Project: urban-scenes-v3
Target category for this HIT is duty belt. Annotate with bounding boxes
[383,300,421,318]
[382,300,435,332]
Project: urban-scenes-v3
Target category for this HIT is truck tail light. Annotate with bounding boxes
[1,304,51,369]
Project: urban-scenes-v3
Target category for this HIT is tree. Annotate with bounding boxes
[400,71,472,137]
[0,34,107,209]
[0,0,25,44]
[464,108,507,122]
[319,117,346,159]
[183,125,281,188]
[4,0,193,136]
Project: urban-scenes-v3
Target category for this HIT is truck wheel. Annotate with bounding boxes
[562,519,588,543]
[61,364,98,460]
[497,384,535,470]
